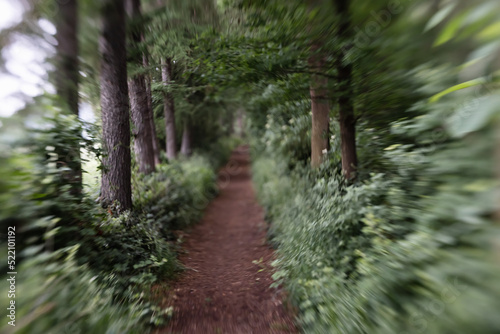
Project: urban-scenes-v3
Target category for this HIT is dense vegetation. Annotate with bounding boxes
[246,0,500,333]
[1,0,499,333]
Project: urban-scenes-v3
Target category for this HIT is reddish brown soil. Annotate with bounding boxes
[158,146,297,334]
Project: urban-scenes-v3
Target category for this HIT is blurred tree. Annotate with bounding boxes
[161,57,178,160]
[309,45,330,168]
[99,0,132,211]
[126,0,156,174]
[307,0,331,168]
[180,118,193,156]
[55,0,83,196]
[143,54,162,165]
[55,0,79,116]
[334,0,357,180]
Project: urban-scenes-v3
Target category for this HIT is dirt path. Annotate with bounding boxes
[159,146,297,334]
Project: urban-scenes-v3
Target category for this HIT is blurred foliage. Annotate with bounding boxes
[1,0,500,332]
[250,0,500,332]
[0,106,238,332]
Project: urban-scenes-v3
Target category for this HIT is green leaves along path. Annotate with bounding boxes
[0,0,500,333]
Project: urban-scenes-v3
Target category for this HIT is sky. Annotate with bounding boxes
[0,0,28,117]
[0,0,94,123]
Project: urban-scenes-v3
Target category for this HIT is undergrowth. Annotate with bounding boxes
[252,93,500,333]
[0,113,239,333]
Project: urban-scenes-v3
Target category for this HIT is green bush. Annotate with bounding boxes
[0,112,237,333]
[196,136,244,170]
[252,96,500,333]
[133,155,218,231]
[0,245,152,334]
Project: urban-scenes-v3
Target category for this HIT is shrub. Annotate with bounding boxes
[0,111,237,333]
[252,96,500,333]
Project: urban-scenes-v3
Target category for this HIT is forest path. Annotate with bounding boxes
[158,146,297,334]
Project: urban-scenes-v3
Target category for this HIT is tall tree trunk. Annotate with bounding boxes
[126,0,155,174]
[55,0,79,115]
[180,120,193,157]
[309,46,330,168]
[335,0,358,180]
[55,0,82,197]
[161,57,177,160]
[144,54,161,166]
[99,0,132,211]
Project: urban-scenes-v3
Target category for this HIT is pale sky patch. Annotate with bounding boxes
[0,0,22,31]
[38,18,56,35]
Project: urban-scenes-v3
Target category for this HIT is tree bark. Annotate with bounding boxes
[180,120,193,157]
[309,46,330,168]
[335,0,358,180]
[126,0,156,174]
[55,0,82,197]
[55,0,79,116]
[162,57,177,160]
[144,54,161,166]
[99,0,132,211]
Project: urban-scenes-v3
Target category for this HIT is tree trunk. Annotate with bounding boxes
[55,0,79,115]
[335,0,358,180]
[99,0,132,212]
[309,47,330,168]
[144,54,161,166]
[162,57,177,160]
[55,0,82,197]
[126,0,156,174]
[180,120,193,157]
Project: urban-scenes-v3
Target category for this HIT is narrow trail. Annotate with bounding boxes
[159,146,297,334]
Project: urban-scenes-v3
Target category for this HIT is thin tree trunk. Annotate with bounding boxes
[335,0,357,180]
[180,120,192,157]
[144,54,161,166]
[99,0,132,211]
[309,46,330,168]
[55,0,82,197]
[162,57,177,160]
[126,0,155,174]
[55,0,79,115]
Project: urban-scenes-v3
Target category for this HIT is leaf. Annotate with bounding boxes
[434,12,466,46]
[447,95,500,137]
[429,78,487,103]
[384,144,402,151]
[467,40,500,63]
[425,3,457,32]
[477,21,500,41]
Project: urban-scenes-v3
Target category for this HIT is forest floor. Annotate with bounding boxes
[156,146,297,334]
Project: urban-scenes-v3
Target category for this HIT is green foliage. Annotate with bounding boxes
[252,64,500,334]
[254,115,500,333]
[0,246,150,334]
[198,136,244,169]
[0,109,235,333]
[132,155,217,231]
[248,1,500,332]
